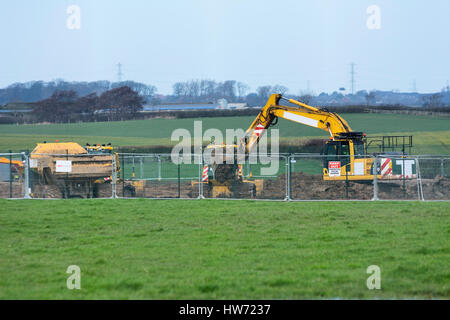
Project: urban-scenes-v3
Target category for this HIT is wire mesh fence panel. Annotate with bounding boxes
[376,156,420,200]
[289,155,375,200]
[253,155,288,200]
[0,153,26,198]
[29,152,114,199]
[376,180,419,200]
[417,157,450,200]
[417,158,447,179]
[7,151,450,201]
[119,154,201,198]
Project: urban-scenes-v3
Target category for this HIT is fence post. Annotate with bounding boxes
[415,158,424,201]
[140,157,143,179]
[441,158,444,177]
[121,154,125,197]
[402,149,406,198]
[23,152,31,199]
[285,155,291,201]
[177,162,181,198]
[65,149,69,199]
[111,154,117,198]
[9,150,12,198]
[132,155,135,179]
[158,156,161,181]
[372,156,379,201]
[345,161,349,200]
[198,154,204,199]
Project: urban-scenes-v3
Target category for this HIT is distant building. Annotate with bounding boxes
[227,103,248,109]
[144,100,249,112]
[143,103,217,111]
[0,102,34,113]
[217,99,228,109]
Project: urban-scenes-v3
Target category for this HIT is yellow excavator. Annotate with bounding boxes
[203,94,415,196]
[0,157,24,181]
[242,93,373,181]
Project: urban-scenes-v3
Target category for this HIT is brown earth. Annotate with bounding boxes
[138,181,198,198]
[261,172,450,200]
[0,182,23,198]
[32,184,63,198]
[420,176,450,200]
[2,174,449,200]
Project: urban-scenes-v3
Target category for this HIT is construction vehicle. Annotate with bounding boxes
[199,143,263,198]
[30,142,134,198]
[203,94,415,196]
[0,157,24,181]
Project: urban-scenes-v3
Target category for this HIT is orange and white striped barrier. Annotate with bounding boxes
[380,158,392,177]
[202,165,209,182]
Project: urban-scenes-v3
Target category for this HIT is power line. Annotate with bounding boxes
[350,62,355,94]
[117,63,123,82]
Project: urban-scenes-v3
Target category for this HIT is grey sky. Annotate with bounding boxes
[0,0,449,94]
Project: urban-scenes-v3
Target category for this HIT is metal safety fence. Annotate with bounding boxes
[0,152,449,201]
[0,152,28,199]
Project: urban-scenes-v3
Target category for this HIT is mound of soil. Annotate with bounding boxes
[3,174,449,200]
[32,184,63,198]
[420,176,450,200]
[139,181,198,198]
[259,172,450,200]
[0,181,23,198]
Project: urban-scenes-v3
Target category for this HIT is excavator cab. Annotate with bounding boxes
[323,133,367,168]
[321,132,373,180]
[323,140,351,169]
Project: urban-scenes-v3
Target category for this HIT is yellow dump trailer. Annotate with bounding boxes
[30,142,117,198]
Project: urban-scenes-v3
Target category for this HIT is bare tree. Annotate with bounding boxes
[199,79,209,97]
[237,82,249,100]
[422,93,443,108]
[187,80,200,100]
[32,90,78,123]
[203,80,216,99]
[365,91,376,106]
[272,84,288,95]
[214,80,236,101]
[98,86,145,120]
[299,94,314,105]
[173,82,187,98]
[256,86,272,101]
[112,81,156,101]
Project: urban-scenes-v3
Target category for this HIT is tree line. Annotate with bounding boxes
[1,78,449,112]
[0,80,156,105]
[32,86,145,123]
[166,80,309,106]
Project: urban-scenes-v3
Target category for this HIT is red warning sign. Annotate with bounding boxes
[328,161,341,177]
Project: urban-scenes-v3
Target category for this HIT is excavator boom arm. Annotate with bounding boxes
[243,94,353,155]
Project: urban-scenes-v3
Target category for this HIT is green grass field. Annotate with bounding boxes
[0,199,448,299]
[0,113,449,154]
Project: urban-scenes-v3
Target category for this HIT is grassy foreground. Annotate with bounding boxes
[0,199,449,299]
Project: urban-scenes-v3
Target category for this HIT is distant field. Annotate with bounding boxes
[0,113,449,154]
[0,199,448,299]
